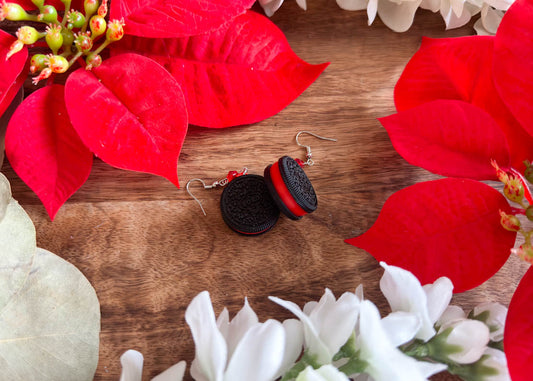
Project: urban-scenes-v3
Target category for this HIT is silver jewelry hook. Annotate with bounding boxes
[186,168,248,216]
[186,178,210,216]
[295,131,337,166]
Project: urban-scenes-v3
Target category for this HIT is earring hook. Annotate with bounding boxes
[186,178,210,216]
[186,168,248,216]
[295,131,337,166]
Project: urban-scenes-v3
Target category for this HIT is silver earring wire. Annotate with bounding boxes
[186,168,248,216]
[296,131,337,166]
[186,178,210,216]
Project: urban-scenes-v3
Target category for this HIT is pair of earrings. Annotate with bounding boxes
[186,131,336,235]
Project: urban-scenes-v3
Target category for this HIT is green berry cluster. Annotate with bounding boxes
[1,0,125,84]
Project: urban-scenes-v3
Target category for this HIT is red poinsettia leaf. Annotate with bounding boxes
[493,0,533,138]
[346,178,516,292]
[64,53,187,186]
[379,100,510,180]
[110,0,255,38]
[0,29,27,118]
[5,85,93,220]
[395,36,533,172]
[110,11,329,128]
[505,266,533,381]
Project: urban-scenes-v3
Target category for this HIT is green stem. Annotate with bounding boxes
[68,51,83,67]
[92,39,111,55]
[338,357,368,376]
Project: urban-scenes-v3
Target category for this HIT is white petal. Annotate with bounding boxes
[303,301,318,316]
[269,296,331,364]
[381,311,421,346]
[185,292,227,381]
[226,298,259,360]
[480,348,510,381]
[296,0,307,10]
[377,0,422,32]
[358,301,429,381]
[436,305,466,327]
[336,0,369,10]
[260,0,285,17]
[296,365,351,381]
[416,361,447,378]
[276,319,304,378]
[367,0,378,24]
[480,5,504,35]
[310,290,360,361]
[420,0,440,12]
[223,320,285,381]
[151,361,186,381]
[442,319,490,364]
[379,263,435,340]
[355,284,364,300]
[449,0,465,17]
[216,307,230,340]
[472,302,507,342]
[474,18,491,35]
[120,350,144,381]
[484,0,513,10]
[440,0,475,29]
[423,277,453,324]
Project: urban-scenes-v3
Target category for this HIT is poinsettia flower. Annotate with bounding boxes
[1,0,327,219]
[269,289,360,365]
[295,365,350,381]
[471,302,507,342]
[185,291,288,381]
[119,349,186,381]
[356,300,447,381]
[379,262,453,341]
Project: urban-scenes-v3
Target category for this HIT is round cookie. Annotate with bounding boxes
[264,156,317,220]
[220,174,280,235]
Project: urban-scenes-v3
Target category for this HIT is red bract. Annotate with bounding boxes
[111,11,329,128]
[5,85,93,220]
[379,99,510,180]
[65,53,187,187]
[110,0,255,38]
[0,30,27,118]
[394,36,533,173]
[504,266,533,381]
[8,0,84,10]
[493,0,533,138]
[346,178,516,292]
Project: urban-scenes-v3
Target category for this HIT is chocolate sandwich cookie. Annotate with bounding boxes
[264,156,317,220]
[220,174,280,235]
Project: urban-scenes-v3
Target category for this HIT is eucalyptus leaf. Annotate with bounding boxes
[0,173,100,380]
[0,173,35,311]
[0,248,100,380]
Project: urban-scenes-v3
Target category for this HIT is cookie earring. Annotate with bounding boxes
[186,131,336,235]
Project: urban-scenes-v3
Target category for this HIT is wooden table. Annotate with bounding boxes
[2,1,529,379]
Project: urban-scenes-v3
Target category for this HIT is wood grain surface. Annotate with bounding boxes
[1,1,529,380]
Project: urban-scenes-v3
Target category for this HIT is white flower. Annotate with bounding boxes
[470,302,507,342]
[474,5,504,35]
[259,0,307,16]
[433,319,490,364]
[296,365,351,381]
[379,262,453,341]
[269,288,360,365]
[356,300,447,381]
[119,349,186,381]
[436,305,467,327]
[185,291,288,381]
[476,348,511,381]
